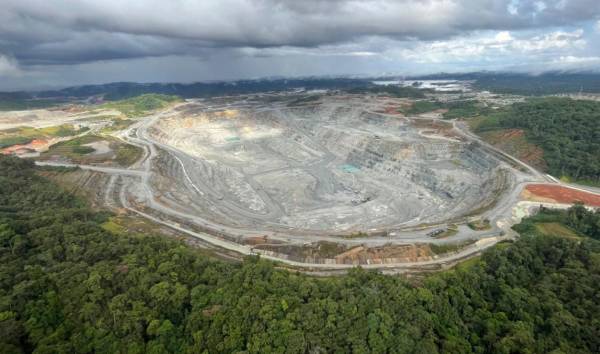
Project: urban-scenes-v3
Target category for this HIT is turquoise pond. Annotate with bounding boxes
[341,164,360,173]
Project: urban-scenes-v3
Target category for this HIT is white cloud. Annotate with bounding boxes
[553,55,600,64]
[0,55,20,76]
[514,55,600,72]
[595,20,600,33]
[512,29,586,51]
[389,29,586,64]
[495,31,514,42]
[534,1,547,12]
[238,27,587,65]
[507,0,519,15]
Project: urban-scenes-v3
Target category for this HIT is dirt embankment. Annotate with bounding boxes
[478,129,547,171]
[2,139,50,155]
[523,184,600,207]
[410,118,463,140]
[254,241,434,265]
[38,169,113,208]
[334,244,432,264]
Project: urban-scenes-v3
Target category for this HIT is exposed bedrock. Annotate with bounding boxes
[145,98,505,233]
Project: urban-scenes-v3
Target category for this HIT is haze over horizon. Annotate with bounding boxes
[1,0,600,90]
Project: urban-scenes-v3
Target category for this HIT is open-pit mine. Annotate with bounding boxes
[147,96,502,233]
[86,93,522,271]
[21,92,599,272]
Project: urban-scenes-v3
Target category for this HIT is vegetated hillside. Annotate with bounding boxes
[0,98,68,111]
[101,94,182,117]
[0,125,88,149]
[473,72,600,95]
[475,97,600,184]
[403,99,489,119]
[1,155,599,353]
[345,85,426,98]
[0,92,69,111]
[514,203,600,241]
[27,78,375,101]
[38,135,143,167]
[441,100,491,119]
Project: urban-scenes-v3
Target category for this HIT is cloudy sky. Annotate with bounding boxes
[1,0,600,90]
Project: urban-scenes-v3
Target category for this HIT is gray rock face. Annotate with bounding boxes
[148,95,505,233]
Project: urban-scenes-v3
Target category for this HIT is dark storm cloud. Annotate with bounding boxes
[7,31,214,66]
[1,0,599,66]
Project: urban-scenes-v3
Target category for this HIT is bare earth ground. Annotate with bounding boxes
[523,184,600,207]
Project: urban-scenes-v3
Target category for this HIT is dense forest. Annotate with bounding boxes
[1,155,599,353]
[404,100,489,119]
[345,85,425,98]
[475,97,600,183]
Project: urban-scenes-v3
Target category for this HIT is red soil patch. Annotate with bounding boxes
[524,184,600,207]
[374,106,402,115]
[499,129,524,139]
[409,118,464,140]
[410,118,450,129]
[2,139,49,155]
[29,139,49,148]
[245,235,269,245]
[383,106,401,114]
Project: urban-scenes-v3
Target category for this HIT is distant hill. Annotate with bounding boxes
[2,72,600,104]
[15,78,374,101]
